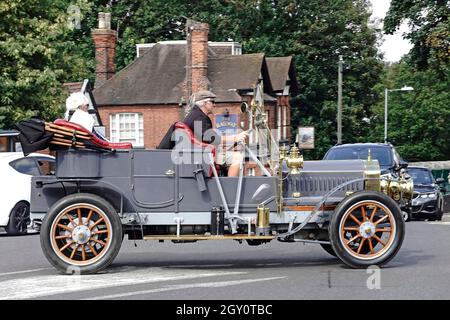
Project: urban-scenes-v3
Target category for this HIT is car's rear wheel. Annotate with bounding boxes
[40,193,123,274]
[329,191,405,268]
[6,202,30,235]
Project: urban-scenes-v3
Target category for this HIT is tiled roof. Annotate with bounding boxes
[266,56,298,94]
[94,44,294,106]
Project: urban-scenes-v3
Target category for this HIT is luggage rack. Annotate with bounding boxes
[45,122,91,148]
[45,120,132,151]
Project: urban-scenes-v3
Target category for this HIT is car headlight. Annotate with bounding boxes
[419,193,436,199]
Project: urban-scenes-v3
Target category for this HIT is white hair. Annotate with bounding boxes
[65,92,89,119]
[185,96,211,116]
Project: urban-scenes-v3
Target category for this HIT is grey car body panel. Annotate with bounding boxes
[31,149,370,223]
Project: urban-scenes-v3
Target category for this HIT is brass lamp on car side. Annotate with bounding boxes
[286,146,303,174]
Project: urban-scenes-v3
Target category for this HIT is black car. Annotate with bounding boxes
[323,143,407,175]
[408,166,445,221]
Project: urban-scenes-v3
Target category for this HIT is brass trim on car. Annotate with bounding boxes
[363,160,381,192]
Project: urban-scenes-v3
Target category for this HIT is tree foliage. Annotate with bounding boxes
[384,0,450,72]
[0,0,90,129]
[378,0,450,161]
[367,62,450,161]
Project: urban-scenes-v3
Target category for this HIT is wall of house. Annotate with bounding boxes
[97,100,281,151]
[98,105,182,149]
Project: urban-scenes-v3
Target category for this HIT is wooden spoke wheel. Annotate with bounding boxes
[329,191,405,268]
[41,193,123,274]
[339,201,395,260]
[51,204,112,266]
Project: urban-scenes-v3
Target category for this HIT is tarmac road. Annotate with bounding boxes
[0,219,449,300]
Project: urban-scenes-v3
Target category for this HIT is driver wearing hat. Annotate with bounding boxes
[183,90,248,177]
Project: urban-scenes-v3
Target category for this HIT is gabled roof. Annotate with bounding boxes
[265,56,298,95]
[208,53,273,97]
[94,44,289,106]
[94,44,186,105]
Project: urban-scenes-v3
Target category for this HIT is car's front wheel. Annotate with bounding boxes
[6,202,30,235]
[329,191,405,268]
[40,193,123,274]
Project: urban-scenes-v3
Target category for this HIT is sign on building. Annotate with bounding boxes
[297,126,315,149]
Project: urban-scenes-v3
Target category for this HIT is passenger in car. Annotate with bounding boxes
[64,92,95,132]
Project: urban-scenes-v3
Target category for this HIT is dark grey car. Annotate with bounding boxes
[323,143,407,175]
[408,166,445,221]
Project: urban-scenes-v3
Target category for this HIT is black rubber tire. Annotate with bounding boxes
[320,243,337,257]
[40,193,123,274]
[6,202,30,236]
[329,190,405,269]
[435,209,443,221]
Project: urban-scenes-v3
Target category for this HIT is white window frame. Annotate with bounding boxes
[109,113,144,147]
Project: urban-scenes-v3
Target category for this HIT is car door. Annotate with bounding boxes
[131,150,176,211]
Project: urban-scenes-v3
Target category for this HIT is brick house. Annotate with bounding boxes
[89,14,298,152]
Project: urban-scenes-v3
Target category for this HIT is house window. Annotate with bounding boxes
[110,113,144,147]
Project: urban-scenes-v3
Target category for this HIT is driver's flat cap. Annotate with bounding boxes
[193,90,217,101]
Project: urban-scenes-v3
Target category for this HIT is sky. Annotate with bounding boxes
[369,0,413,62]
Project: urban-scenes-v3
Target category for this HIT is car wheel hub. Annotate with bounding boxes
[359,221,376,239]
[72,225,91,244]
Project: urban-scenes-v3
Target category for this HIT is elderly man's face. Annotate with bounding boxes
[204,99,215,115]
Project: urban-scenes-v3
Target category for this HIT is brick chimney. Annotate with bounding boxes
[187,20,210,96]
[92,13,117,88]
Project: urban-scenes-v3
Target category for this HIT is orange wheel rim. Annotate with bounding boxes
[338,200,396,260]
[50,204,112,266]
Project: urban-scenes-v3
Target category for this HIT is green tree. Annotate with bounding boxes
[368,62,450,161]
[384,0,450,72]
[0,0,90,129]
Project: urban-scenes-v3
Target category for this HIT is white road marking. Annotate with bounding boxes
[427,221,450,226]
[86,276,286,300]
[0,267,245,300]
[0,268,51,277]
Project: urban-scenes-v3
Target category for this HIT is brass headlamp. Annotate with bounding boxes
[286,146,303,174]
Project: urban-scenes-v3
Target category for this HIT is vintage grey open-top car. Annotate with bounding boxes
[28,101,413,274]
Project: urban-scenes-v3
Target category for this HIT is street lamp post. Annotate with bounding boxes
[384,86,414,143]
